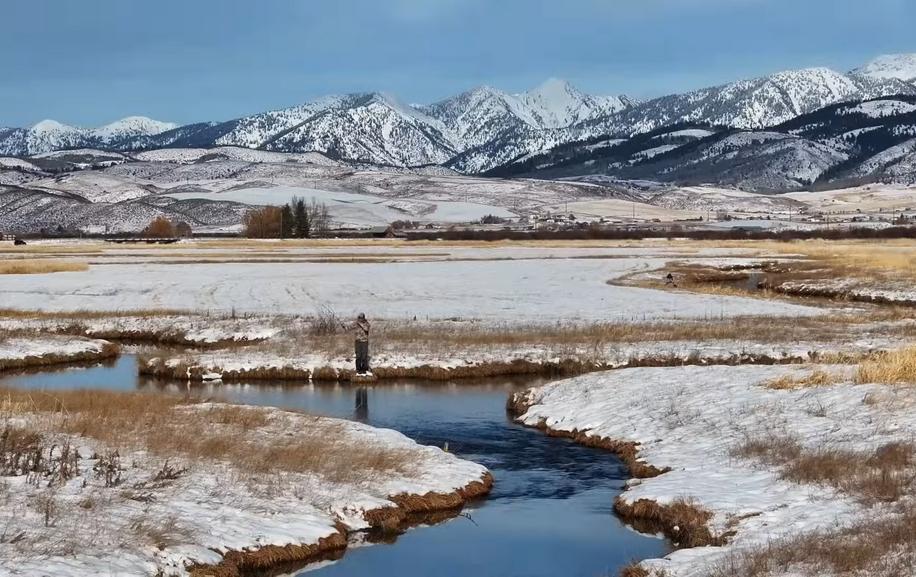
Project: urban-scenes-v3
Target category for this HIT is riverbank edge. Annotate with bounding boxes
[187,472,494,577]
[0,341,120,374]
[139,352,813,384]
[506,389,726,565]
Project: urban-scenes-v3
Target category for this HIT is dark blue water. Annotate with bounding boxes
[1,356,669,577]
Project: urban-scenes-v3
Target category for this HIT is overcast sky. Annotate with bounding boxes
[3,0,914,127]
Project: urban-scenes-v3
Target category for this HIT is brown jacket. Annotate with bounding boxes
[355,319,370,343]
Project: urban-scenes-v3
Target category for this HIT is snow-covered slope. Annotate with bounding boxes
[264,93,458,166]
[214,95,351,149]
[853,53,916,84]
[422,86,536,150]
[91,116,178,142]
[24,120,85,155]
[582,67,916,139]
[421,79,633,156]
[0,117,178,156]
[518,78,633,128]
[488,93,916,189]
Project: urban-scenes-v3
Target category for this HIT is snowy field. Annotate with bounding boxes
[4,237,914,577]
[786,183,916,215]
[0,243,816,321]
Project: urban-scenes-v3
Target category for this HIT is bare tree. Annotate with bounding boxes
[244,206,283,238]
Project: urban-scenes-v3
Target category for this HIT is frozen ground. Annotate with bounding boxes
[0,403,488,577]
[515,364,916,577]
[0,245,818,321]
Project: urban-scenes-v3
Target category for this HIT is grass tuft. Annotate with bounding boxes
[764,369,838,390]
[856,346,916,385]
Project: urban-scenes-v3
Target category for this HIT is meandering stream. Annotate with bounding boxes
[1,356,669,577]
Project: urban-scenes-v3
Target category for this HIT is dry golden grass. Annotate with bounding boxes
[0,260,88,275]
[856,346,916,385]
[615,496,726,549]
[764,369,839,390]
[2,387,415,482]
[755,240,916,280]
[710,504,916,577]
[646,240,916,309]
[277,313,879,356]
[619,563,652,577]
[736,435,915,504]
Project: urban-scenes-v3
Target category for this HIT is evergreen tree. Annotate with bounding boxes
[280,204,294,239]
[293,197,309,238]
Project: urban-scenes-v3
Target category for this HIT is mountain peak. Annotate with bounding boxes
[853,53,916,83]
[91,116,178,141]
[528,77,578,96]
[32,119,78,133]
[518,78,600,128]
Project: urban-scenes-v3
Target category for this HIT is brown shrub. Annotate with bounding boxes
[619,563,651,577]
[142,216,177,238]
[244,206,283,239]
[0,426,44,476]
[615,497,725,548]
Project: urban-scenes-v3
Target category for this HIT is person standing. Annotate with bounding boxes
[354,313,371,374]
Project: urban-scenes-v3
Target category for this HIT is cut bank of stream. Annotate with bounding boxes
[1,355,670,577]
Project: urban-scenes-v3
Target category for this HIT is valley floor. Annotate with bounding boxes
[2,238,916,576]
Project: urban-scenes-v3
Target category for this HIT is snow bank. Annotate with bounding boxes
[514,364,916,576]
[0,404,489,576]
[0,335,115,371]
[143,337,895,383]
[0,315,282,346]
[778,279,916,306]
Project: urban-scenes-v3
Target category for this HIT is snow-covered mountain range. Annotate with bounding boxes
[488,93,916,191]
[1,54,915,182]
[0,117,177,156]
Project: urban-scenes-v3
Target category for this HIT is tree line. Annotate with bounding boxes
[244,197,331,239]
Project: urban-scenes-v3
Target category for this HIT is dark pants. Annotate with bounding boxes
[355,340,370,374]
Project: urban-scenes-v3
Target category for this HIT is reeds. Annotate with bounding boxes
[856,346,916,385]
